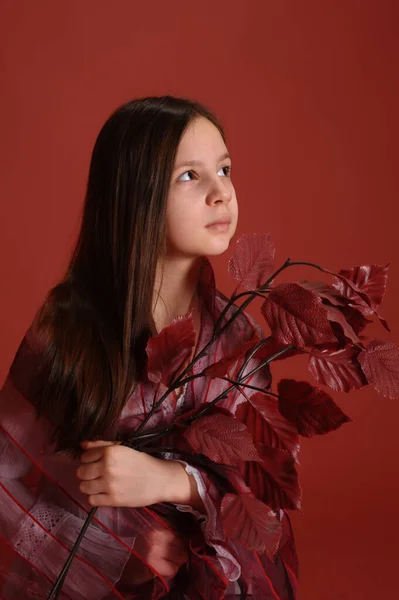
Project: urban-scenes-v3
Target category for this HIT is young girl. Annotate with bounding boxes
[0,96,298,599]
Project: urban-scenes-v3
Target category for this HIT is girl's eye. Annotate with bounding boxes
[219,165,232,177]
[177,170,196,182]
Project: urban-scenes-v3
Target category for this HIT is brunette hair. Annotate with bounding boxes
[33,96,225,453]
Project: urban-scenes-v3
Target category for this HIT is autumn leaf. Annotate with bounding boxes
[236,392,300,461]
[204,330,261,378]
[277,379,351,436]
[323,304,361,345]
[221,491,282,557]
[307,345,368,392]
[175,403,234,425]
[184,412,261,466]
[261,283,337,348]
[228,233,276,291]
[253,337,301,363]
[240,443,302,510]
[331,264,389,312]
[337,304,373,336]
[146,313,196,386]
[358,340,399,399]
[298,280,373,339]
[298,280,348,307]
[330,264,390,332]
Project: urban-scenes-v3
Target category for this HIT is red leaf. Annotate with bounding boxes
[221,492,282,557]
[146,313,196,385]
[358,340,399,399]
[254,337,301,362]
[298,280,372,343]
[240,443,302,510]
[261,283,337,348]
[298,280,348,307]
[236,392,300,460]
[228,233,276,290]
[174,404,233,434]
[205,330,261,378]
[298,281,373,337]
[330,264,390,332]
[332,264,389,312]
[307,346,368,392]
[184,412,261,466]
[323,304,360,344]
[277,379,352,436]
[377,314,390,333]
[338,305,373,336]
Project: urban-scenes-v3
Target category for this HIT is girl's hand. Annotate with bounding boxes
[76,440,188,508]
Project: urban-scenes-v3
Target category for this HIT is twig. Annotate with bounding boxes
[47,507,97,599]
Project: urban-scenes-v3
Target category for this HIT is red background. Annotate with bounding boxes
[1,1,398,598]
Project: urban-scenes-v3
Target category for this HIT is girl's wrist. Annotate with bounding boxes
[160,459,205,512]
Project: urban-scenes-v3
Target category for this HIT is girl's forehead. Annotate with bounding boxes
[176,118,227,161]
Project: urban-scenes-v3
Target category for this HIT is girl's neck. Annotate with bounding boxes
[152,256,203,332]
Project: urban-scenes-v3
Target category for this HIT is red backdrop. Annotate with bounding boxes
[1,1,398,598]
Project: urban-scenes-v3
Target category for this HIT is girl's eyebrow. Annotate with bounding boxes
[173,151,231,171]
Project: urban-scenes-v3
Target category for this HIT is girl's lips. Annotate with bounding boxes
[206,222,230,232]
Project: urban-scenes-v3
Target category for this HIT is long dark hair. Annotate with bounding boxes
[32,96,226,453]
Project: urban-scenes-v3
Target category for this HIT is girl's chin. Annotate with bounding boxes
[166,235,233,258]
[202,239,232,256]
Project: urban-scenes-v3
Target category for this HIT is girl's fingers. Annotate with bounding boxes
[79,477,105,497]
[80,440,120,463]
[87,492,112,507]
[79,448,106,463]
[76,460,103,481]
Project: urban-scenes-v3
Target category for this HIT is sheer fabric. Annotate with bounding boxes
[0,258,298,599]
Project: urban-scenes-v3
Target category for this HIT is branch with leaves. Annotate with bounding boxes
[47,233,399,599]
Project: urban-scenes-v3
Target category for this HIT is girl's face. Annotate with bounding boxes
[165,116,238,258]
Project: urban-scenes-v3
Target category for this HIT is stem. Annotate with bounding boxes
[236,337,271,381]
[47,507,98,599]
[221,376,279,397]
[287,260,326,272]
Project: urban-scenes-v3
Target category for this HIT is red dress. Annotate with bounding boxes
[0,259,299,599]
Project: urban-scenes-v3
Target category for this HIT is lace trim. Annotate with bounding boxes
[13,502,67,560]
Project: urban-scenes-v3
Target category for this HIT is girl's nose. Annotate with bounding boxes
[206,180,233,205]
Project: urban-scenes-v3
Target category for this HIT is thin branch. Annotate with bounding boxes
[221,376,279,398]
[47,507,97,599]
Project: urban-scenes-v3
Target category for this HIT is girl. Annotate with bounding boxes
[0,96,298,599]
